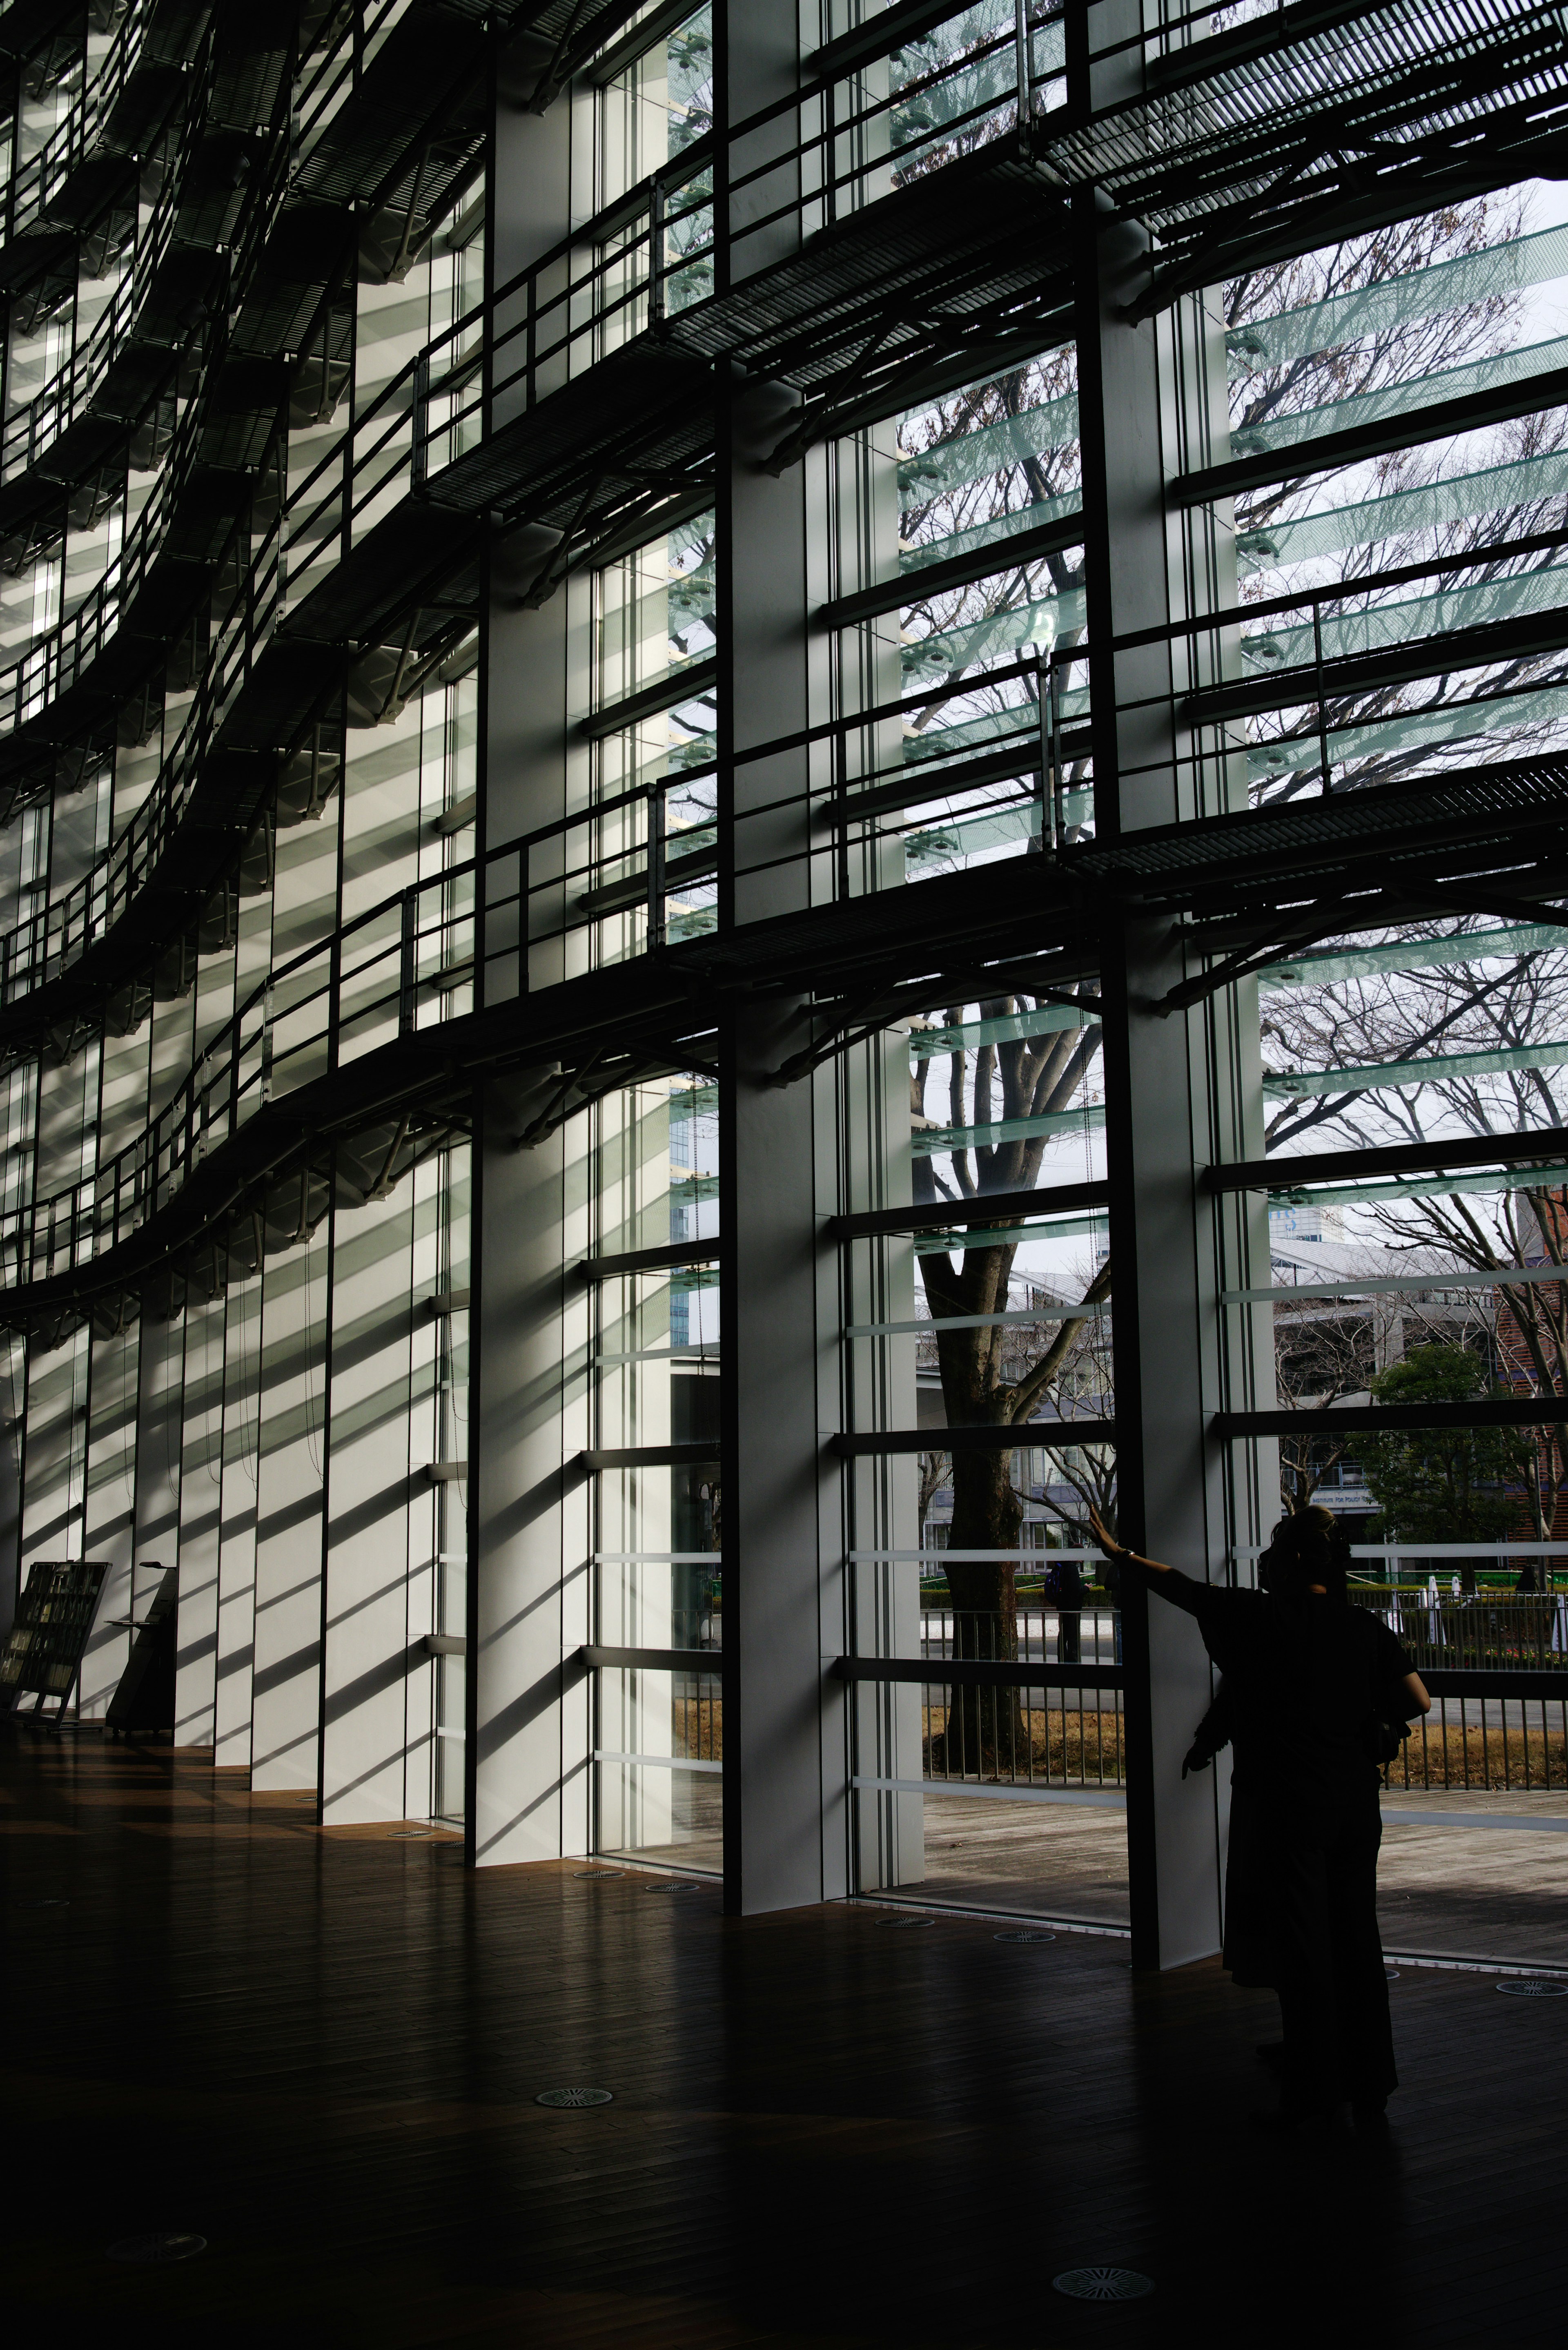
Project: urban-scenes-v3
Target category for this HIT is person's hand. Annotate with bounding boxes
[1087,1506,1125,1561]
[1181,1745,1212,1778]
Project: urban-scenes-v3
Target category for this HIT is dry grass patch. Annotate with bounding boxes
[923,1704,1125,1784]
[672,1696,722,1761]
[1391,1719,1568,1792]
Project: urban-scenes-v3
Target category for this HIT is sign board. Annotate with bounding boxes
[0,1560,109,1713]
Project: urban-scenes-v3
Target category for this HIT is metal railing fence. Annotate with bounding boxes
[0,821,492,1282]
[408,0,1068,473]
[919,1677,1126,1788]
[1390,1687,1568,1792]
[4,1,149,252]
[920,1600,1121,1668]
[1351,1588,1568,1673]
[0,160,418,1006]
[0,4,205,486]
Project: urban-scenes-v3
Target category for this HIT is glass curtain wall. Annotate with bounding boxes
[592,1068,722,1872]
[585,255,722,1862]
[2,0,1563,1959]
[1204,176,1568,1967]
[833,350,1127,1923]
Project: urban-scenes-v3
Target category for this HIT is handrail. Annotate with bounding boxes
[0,66,294,797]
[0,0,1245,1025]
[0,29,206,489]
[291,0,403,169]
[412,0,1066,461]
[0,832,494,1288]
[0,325,443,1005]
[4,0,148,251]
[0,485,287,1006]
[0,25,296,733]
[0,363,212,730]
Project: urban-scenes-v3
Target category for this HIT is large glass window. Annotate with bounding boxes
[432,1145,470,1824]
[1221,187,1568,806]
[825,355,1089,907]
[842,976,1125,1921]
[593,3,715,342]
[591,1070,722,1873]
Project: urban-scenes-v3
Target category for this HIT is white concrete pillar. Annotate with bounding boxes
[469,75,590,1867]
[321,1186,422,1823]
[250,1243,327,1792]
[173,1293,224,1748]
[78,1321,139,1718]
[214,1270,262,1772]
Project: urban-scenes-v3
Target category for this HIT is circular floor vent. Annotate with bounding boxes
[107,2234,206,2264]
[535,2088,614,2108]
[1384,1968,1400,1982]
[995,1930,1056,1943]
[574,1869,624,1879]
[644,1880,701,1892]
[1497,1978,1568,1998]
[1053,2268,1154,2301]
[879,1914,934,1929]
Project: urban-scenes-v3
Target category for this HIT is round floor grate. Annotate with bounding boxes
[107,2233,207,2265]
[535,2088,614,2108]
[880,1914,934,1929]
[995,1930,1056,1944]
[1385,1968,1400,1982]
[574,1869,624,1879]
[1497,1978,1568,1998]
[1053,2268,1154,2302]
[644,1880,700,1892]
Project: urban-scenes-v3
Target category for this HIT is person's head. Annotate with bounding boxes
[1261,1505,1348,1601]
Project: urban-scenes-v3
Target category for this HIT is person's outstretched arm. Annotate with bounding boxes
[1399,1670,1431,1716]
[1184,1681,1233,1776]
[1087,1507,1204,1613]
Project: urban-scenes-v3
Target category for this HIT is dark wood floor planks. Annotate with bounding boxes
[0,1732,1563,2346]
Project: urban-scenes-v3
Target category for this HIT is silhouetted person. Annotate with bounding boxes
[1054,1554,1083,1666]
[1089,1503,1430,2132]
[1183,1679,1234,1779]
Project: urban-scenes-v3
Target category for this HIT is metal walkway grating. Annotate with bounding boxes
[1075,756,1568,894]
[1042,0,1568,303]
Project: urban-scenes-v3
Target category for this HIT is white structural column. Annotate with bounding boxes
[250,1243,328,1792]
[214,1272,262,1771]
[1073,1,1250,1969]
[468,74,591,1867]
[173,1293,225,1747]
[470,1068,589,1864]
[321,1188,423,1822]
[0,1335,22,1636]
[78,1323,139,1719]
[320,649,437,1823]
[18,1336,84,1565]
[133,1307,184,1650]
[717,3,845,1915]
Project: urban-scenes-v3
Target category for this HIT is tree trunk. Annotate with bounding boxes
[934,1439,1026,1775]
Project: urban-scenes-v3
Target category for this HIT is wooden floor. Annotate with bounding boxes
[1,1734,1563,2346]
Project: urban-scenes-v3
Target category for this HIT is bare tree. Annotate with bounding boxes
[912,1005,1107,1701]
[1263,936,1568,1536]
[895,189,1560,1750]
[1272,1298,1375,1511]
[1023,1304,1119,1537]
[1268,1269,1502,1514]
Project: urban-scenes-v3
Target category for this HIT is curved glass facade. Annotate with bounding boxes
[0,0,1563,1964]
